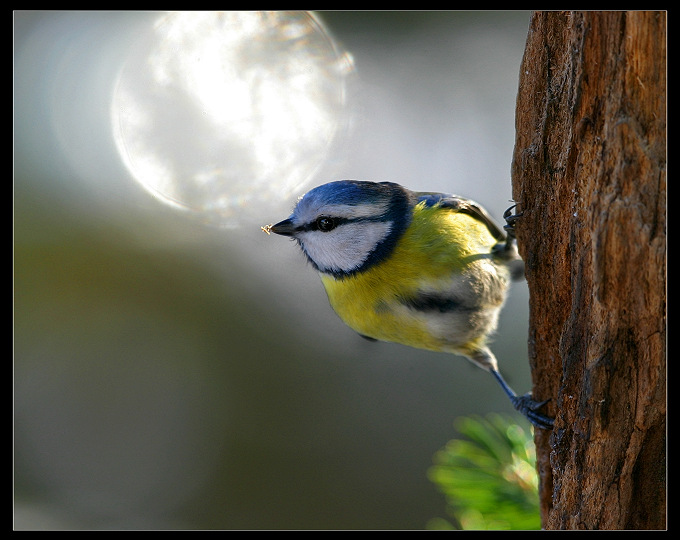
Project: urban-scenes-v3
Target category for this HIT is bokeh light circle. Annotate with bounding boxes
[111,11,354,227]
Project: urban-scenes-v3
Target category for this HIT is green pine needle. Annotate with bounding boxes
[427,413,541,530]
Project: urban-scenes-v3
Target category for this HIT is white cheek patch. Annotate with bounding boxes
[299,221,393,273]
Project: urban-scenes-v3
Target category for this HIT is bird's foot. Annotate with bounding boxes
[502,204,523,240]
[510,393,554,430]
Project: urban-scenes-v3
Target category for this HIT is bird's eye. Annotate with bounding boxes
[316,216,336,232]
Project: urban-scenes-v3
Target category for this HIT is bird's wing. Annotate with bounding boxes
[415,192,506,241]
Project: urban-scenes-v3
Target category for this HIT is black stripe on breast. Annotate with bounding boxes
[399,293,471,314]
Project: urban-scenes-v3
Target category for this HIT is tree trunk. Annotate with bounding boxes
[511,11,666,529]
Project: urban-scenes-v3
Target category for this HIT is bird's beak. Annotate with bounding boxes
[269,218,297,237]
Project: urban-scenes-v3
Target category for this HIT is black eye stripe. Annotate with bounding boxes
[298,215,385,233]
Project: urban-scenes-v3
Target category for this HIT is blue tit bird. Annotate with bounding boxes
[265,180,553,429]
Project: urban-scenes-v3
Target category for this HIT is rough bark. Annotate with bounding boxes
[511,11,666,529]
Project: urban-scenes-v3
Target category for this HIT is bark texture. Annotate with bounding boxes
[511,11,666,529]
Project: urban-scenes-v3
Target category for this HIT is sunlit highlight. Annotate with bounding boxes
[112,11,354,227]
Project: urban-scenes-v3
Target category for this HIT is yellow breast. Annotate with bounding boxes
[319,201,508,355]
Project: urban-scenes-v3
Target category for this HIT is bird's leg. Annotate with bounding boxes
[490,368,554,430]
[502,204,522,246]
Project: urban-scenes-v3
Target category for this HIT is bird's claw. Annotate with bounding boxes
[502,204,523,240]
[510,393,554,430]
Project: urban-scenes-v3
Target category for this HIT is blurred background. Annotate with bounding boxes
[14,11,532,530]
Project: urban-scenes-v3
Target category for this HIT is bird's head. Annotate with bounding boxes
[270,180,412,277]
